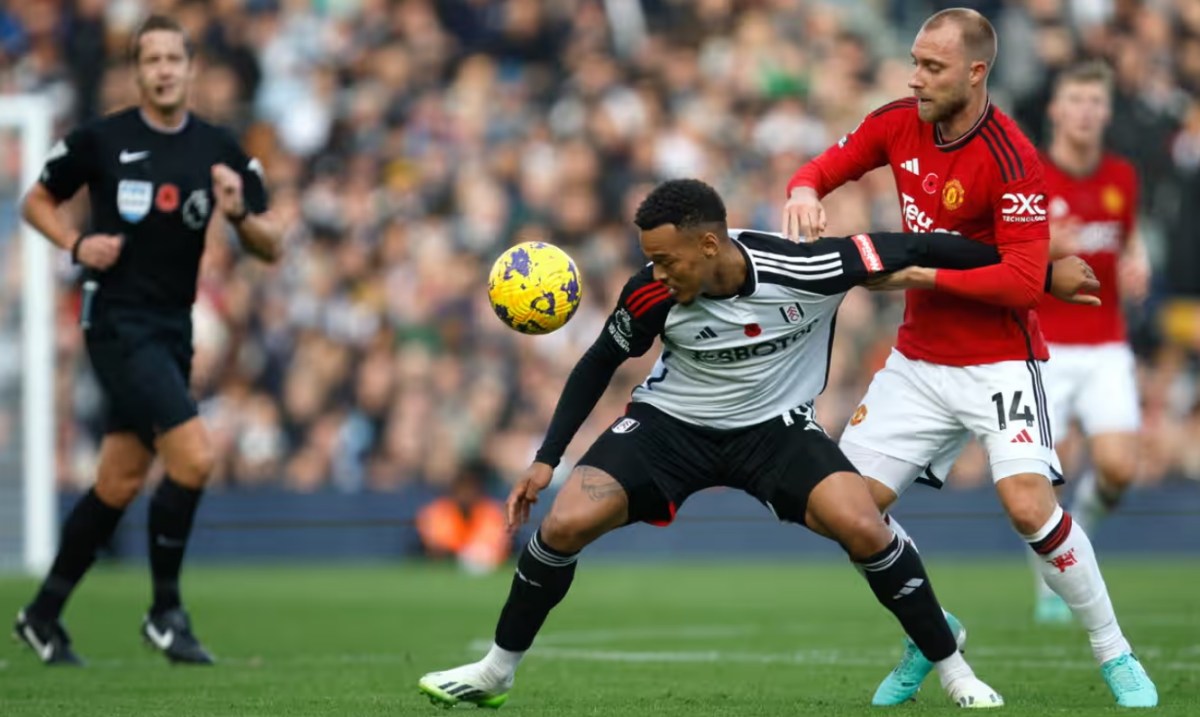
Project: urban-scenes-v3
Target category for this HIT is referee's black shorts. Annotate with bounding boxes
[577,401,858,527]
[84,303,197,450]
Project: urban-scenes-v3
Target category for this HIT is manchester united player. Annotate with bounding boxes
[1031,61,1150,624]
[782,9,1156,709]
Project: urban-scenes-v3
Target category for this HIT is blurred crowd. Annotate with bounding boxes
[0,0,1199,495]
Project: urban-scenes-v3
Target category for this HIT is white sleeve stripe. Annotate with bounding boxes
[746,248,843,265]
[759,267,845,282]
[751,256,843,274]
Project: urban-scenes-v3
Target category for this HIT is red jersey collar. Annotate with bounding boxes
[934,99,993,152]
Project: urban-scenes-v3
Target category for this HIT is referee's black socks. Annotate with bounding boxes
[858,535,957,662]
[494,530,579,652]
[29,489,125,621]
[148,477,203,615]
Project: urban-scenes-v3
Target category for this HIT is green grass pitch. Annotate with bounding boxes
[1,560,1196,716]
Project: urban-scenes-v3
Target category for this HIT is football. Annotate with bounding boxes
[487,241,583,334]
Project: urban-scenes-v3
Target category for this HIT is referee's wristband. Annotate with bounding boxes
[70,234,87,265]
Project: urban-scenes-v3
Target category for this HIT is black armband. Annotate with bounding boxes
[70,234,86,265]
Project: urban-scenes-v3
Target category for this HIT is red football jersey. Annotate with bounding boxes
[787,98,1051,366]
[1036,153,1137,345]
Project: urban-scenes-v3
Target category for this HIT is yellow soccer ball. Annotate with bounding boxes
[487,242,583,334]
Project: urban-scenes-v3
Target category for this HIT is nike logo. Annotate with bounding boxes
[155,535,186,548]
[119,150,150,164]
[516,569,542,588]
[22,625,54,662]
[144,622,174,650]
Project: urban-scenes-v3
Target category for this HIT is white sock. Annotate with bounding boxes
[1025,506,1131,663]
[480,642,524,681]
[1028,549,1057,601]
[1069,469,1110,537]
[935,651,974,687]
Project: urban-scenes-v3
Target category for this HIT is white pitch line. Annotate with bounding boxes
[479,624,1188,661]
[0,653,419,670]
[4,647,1199,674]
[468,624,759,652]
[535,624,760,645]
[520,646,1200,673]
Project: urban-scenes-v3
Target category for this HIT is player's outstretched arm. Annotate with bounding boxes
[927,235,1047,308]
[531,332,628,474]
[860,232,1100,304]
[777,230,1021,295]
[532,268,672,473]
[508,336,626,531]
[513,272,671,530]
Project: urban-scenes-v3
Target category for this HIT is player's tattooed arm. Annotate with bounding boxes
[578,466,626,502]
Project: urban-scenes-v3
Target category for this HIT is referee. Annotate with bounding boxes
[14,15,281,665]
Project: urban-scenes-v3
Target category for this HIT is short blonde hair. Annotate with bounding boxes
[1053,60,1115,96]
[921,8,998,71]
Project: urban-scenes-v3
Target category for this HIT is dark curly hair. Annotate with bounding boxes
[633,179,727,232]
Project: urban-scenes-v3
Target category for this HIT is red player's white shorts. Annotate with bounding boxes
[839,349,1062,496]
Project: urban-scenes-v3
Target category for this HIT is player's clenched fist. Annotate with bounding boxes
[1050,256,1102,306]
[75,233,124,270]
[782,186,827,243]
[211,163,245,219]
[506,462,554,532]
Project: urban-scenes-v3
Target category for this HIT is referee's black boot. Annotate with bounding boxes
[141,607,215,665]
[13,608,84,665]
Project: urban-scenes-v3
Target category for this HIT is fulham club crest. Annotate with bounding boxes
[778,302,805,324]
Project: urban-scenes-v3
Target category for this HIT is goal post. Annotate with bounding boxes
[0,94,56,574]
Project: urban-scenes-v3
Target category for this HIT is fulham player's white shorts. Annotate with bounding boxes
[839,349,1062,497]
[1044,342,1141,438]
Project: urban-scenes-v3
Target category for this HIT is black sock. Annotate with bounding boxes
[494,530,579,651]
[148,477,202,615]
[28,489,124,621]
[858,535,957,662]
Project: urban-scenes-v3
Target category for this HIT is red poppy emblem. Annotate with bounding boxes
[156,183,180,212]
